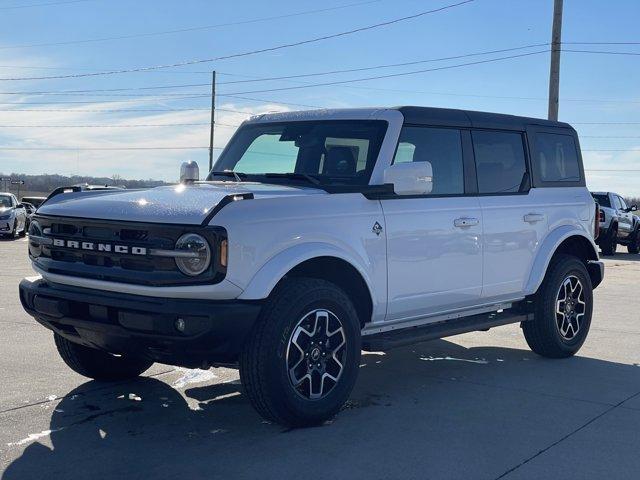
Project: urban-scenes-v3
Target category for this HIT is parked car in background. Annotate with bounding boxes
[0,193,27,238]
[591,191,639,255]
[21,196,46,208]
[22,202,36,231]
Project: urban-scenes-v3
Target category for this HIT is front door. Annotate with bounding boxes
[382,126,483,322]
[615,195,633,238]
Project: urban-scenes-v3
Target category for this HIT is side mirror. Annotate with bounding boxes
[15,203,24,208]
[383,161,433,196]
[180,161,199,183]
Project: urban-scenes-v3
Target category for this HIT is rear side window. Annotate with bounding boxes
[533,133,581,183]
[472,131,527,194]
[393,126,464,195]
[592,193,611,208]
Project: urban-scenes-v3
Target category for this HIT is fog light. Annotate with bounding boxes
[175,318,186,332]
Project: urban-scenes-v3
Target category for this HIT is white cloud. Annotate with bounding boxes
[0,95,290,181]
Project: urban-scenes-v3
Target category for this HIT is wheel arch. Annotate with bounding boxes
[238,243,376,326]
[525,226,600,295]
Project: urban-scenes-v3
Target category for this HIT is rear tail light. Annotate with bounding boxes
[594,204,600,240]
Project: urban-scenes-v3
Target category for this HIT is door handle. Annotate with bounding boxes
[524,213,545,224]
[454,217,479,228]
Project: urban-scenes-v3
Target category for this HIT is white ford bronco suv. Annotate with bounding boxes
[20,107,604,427]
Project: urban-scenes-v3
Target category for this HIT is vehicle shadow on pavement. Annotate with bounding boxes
[604,252,640,262]
[4,339,640,480]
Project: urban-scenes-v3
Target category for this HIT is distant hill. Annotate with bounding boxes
[0,173,169,199]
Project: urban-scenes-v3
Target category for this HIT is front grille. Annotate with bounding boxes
[30,215,226,286]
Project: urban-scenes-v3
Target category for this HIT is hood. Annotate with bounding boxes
[36,182,323,225]
[0,206,14,214]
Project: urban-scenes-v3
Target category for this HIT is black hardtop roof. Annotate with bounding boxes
[395,106,573,131]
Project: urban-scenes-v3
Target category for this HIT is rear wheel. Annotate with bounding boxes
[523,254,593,358]
[628,228,640,254]
[54,333,153,381]
[601,227,617,256]
[239,278,361,427]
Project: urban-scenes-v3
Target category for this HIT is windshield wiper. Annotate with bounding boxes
[263,172,322,186]
[210,171,247,182]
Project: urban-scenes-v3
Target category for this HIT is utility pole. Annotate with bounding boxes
[208,70,216,172]
[547,0,563,121]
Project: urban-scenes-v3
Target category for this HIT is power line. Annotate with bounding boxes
[580,135,640,138]
[0,0,93,10]
[0,146,215,150]
[0,43,548,95]
[564,49,640,57]
[0,1,474,81]
[582,149,640,152]
[563,41,640,45]
[0,122,241,128]
[216,43,550,85]
[0,0,382,50]
[221,50,549,95]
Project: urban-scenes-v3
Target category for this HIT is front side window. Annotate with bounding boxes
[618,196,628,210]
[472,131,527,194]
[211,120,387,186]
[392,126,464,195]
[534,133,581,183]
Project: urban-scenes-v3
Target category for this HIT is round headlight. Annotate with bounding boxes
[28,220,43,258]
[174,233,211,276]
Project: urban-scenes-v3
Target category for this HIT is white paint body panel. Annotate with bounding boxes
[381,196,483,321]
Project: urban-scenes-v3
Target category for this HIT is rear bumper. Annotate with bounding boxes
[19,277,262,367]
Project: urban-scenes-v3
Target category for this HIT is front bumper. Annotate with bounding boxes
[19,277,262,367]
[0,220,13,232]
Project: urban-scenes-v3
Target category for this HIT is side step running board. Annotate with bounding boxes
[362,309,534,352]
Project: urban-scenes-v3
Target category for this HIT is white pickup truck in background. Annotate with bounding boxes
[591,191,639,255]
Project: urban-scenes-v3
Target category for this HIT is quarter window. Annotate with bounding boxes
[533,133,581,183]
[472,131,528,194]
[392,127,464,195]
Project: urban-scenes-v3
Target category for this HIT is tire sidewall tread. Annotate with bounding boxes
[240,278,361,427]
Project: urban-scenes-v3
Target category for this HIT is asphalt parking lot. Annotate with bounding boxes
[1,236,639,480]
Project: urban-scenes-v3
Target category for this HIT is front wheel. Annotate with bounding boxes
[54,333,154,381]
[240,278,361,427]
[600,228,617,256]
[523,254,593,358]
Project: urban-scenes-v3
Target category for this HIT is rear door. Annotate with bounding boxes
[382,126,483,321]
[472,129,548,300]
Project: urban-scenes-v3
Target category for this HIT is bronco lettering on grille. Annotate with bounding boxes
[51,238,147,255]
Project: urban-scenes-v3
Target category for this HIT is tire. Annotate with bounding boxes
[628,228,640,254]
[239,278,361,427]
[11,220,18,239]
[600,227,617,256]
[523,254,593,358]
[54,333,154,381]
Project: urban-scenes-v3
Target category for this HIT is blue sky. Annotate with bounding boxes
[0,0,639,194]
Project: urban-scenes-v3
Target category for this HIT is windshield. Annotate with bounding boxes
[0,195,12,208]
[592,193,611,208]
[209,120,388,186]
